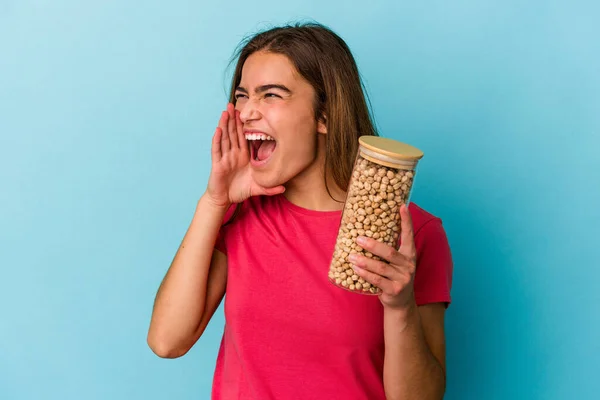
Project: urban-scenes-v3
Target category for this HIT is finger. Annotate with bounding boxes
[349,253,401,281]
[219,111,231,152]
[227,103,239,149]
[252,184,286,197]
[211,127,222,162]
[351,264,393,294]
[236,110,247,152]
[357,236,404,266]
[399,204,416,257]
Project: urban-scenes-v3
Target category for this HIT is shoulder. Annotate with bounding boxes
[408,202,443,236]
[408,202,453,306]
[407,202,452,263]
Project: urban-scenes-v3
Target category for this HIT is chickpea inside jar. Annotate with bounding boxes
[328,135,424,294]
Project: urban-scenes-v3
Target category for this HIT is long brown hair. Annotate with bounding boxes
[225,22,379,223]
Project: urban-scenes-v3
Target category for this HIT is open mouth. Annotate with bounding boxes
[246,133,277,166]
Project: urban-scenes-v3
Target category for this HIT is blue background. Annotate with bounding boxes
[1,1,598,399]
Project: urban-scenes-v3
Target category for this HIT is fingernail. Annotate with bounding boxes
[356,236,366,245]
[348,254,357,263]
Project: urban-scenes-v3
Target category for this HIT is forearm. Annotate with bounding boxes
[383,301,446,400]
[147,194,229,354]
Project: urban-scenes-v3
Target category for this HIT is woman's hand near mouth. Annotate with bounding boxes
[205,103,286,208]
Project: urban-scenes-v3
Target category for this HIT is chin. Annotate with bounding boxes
[251,168,286,190]
[251,154,315,190]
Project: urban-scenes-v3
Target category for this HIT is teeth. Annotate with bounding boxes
[245,133,274,141]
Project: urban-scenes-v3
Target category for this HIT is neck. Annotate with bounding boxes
[284,137,346,212]
[284,174,345,211]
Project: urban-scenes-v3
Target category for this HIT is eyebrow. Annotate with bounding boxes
[235,84,292,95]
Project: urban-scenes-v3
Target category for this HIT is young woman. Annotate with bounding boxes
[148,22,453,400]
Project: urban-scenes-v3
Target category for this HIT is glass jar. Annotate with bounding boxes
[328,135,424,294]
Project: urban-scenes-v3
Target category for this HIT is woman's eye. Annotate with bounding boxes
[264,93,281,99]
[235,93,247,99]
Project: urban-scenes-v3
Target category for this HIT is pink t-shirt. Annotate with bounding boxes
[211,194,453,400]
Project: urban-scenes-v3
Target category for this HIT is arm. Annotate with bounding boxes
[147,103,284,358]
[147,195,229,358]
[382,302,446,400]
[348,204,450,399]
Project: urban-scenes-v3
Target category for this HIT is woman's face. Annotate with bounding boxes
[235,51,326,188]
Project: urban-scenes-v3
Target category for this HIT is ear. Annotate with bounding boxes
[317,114,327,135]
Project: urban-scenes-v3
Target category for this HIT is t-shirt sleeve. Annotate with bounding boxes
[214,204,237,255]
[412,218,454,307]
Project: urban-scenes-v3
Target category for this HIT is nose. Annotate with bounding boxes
[237,98,261,124]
